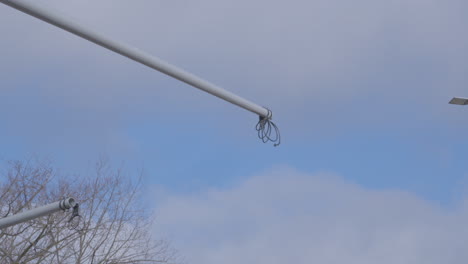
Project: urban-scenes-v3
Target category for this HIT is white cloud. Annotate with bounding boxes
[153,167,468,264]
[2,0,467,109]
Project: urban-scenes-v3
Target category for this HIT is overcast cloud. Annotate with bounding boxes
[2,0,468,154]
[154,167,468,264]
[2,0,467,113]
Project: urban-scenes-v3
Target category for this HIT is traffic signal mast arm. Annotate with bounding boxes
[0,0,269,118]
[0,198,76,229]
[0,0,280,146]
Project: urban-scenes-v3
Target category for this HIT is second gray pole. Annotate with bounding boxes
[0,198,76,229]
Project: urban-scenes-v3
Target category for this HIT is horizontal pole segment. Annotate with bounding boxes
[0,0,270,118]
[0,197,76,229]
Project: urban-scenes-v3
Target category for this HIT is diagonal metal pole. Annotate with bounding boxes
[0,0,271,119]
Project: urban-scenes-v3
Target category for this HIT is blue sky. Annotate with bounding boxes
[1,0,468,263]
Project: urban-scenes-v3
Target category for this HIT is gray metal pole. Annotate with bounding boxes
[0,197,76,229]
[0,0,270,118]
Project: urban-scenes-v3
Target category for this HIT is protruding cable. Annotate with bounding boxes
[256,108,281,147]
[67,203,82,231]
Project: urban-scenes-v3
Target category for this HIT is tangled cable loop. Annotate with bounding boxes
[67,203,83,232]
[256,108,281,147]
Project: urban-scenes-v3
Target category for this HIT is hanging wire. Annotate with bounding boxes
[255,108,281,147]
[67,203,83,231]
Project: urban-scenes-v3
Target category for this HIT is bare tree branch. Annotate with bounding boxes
[0,159,178,264]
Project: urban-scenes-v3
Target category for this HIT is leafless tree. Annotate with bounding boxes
[0,159,177,264]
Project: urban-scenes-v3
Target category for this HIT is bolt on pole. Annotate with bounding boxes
[0,0,270,119]
[0,197,76,229]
